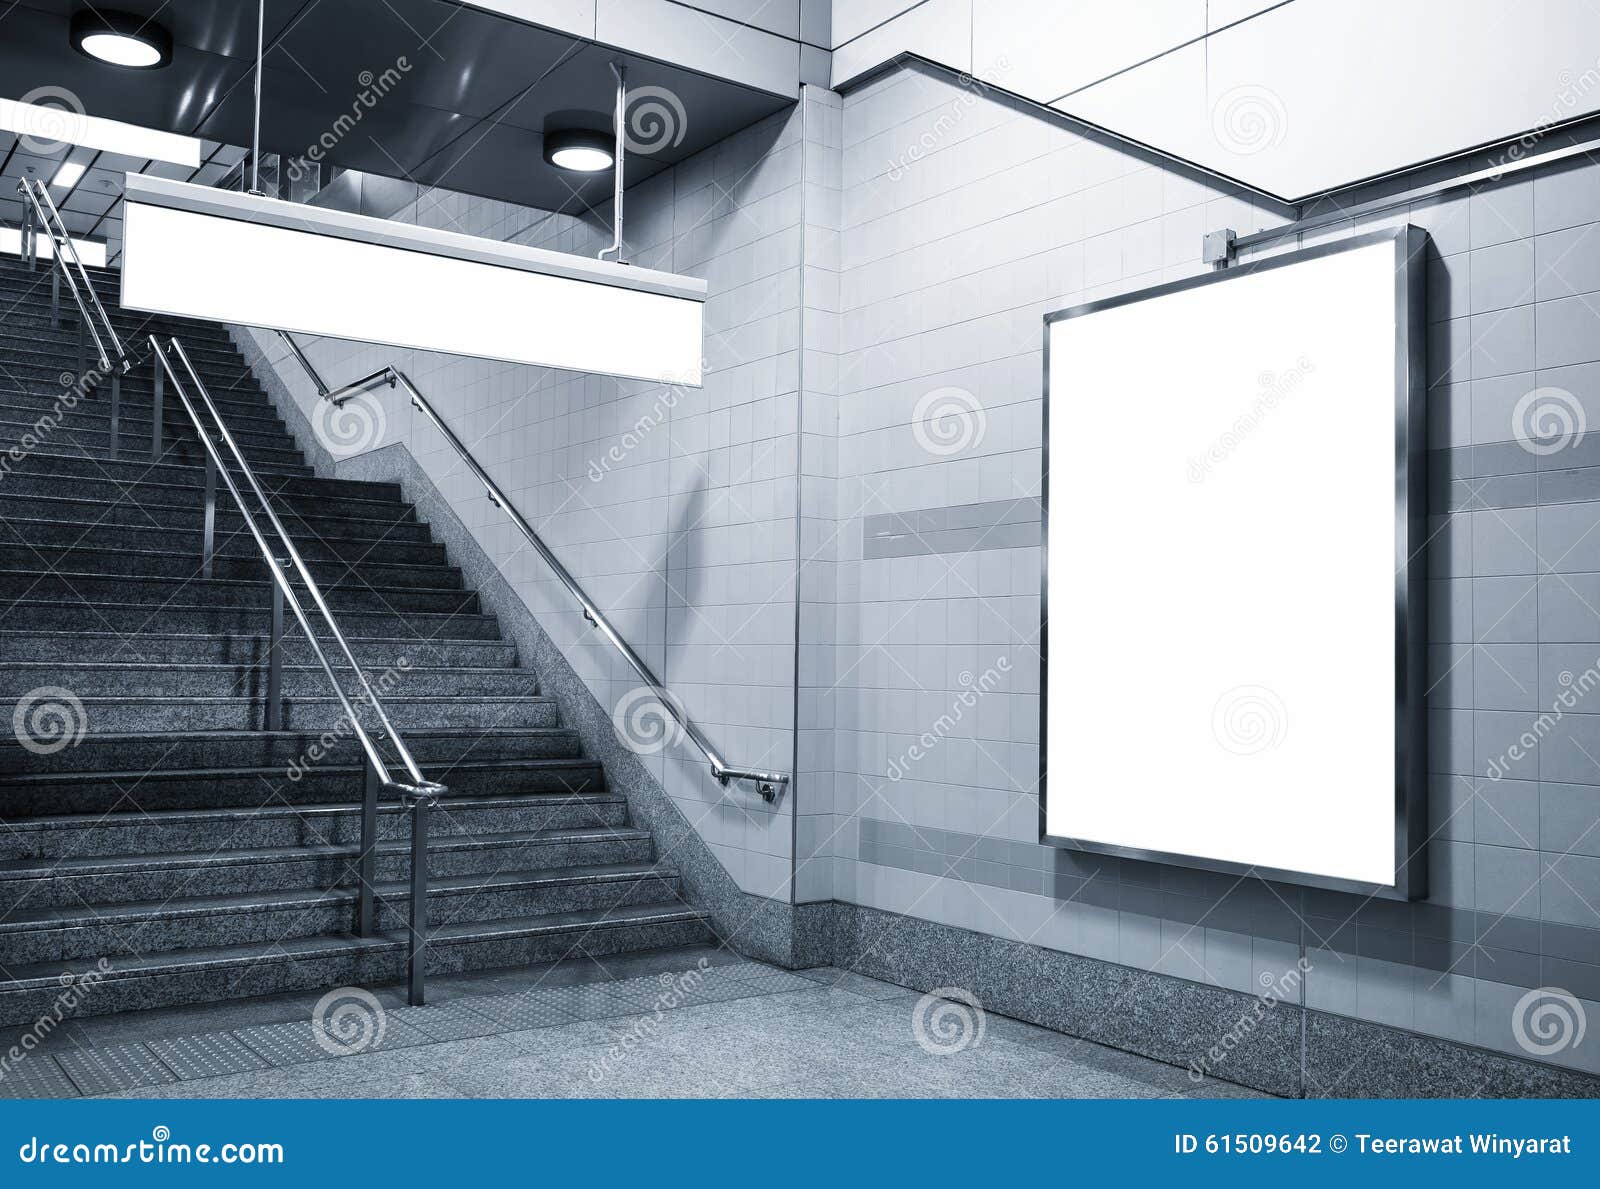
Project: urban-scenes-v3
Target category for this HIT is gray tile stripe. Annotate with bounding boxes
[863,498,1041,558]
[855,816,1600,993]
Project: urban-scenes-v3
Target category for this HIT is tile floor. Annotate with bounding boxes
[0,946,1267,1099]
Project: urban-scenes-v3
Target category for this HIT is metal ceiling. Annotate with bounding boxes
[0,0,792,257]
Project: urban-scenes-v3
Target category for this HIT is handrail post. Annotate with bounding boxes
[75,317,85,387]
[151,349,164,461]
[21,201,34,271]
[405,790,432,1006]
[52,265,61,325]
[266,559,285,731]
[201,449,216,579]
[108,367,120,459]
[357,757,379,938]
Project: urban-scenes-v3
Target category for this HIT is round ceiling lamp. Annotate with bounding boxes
[70,9,174,69]
[543,128,614,173]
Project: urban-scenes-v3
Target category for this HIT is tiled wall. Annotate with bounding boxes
[241,54,1600,1080]
[247,106,808,900]
[817,62,1600,1081]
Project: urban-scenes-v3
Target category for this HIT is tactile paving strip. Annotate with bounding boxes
[389,1001,506,1042]
[0,1055,80,1099]
[233,1016,431,1068]
[465,990,583,1031]
[54,1043,177,1096]
[149,1032,270,1081]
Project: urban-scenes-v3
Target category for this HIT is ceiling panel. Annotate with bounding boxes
[0,0,791,214]
[1059,0,1600,200]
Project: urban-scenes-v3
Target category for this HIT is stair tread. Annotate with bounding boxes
[0,790,624,835]
[0,826,653,880]
[0,862,678,929]
[0,755,592,787]
[0,903,708,989]
[0,566,467,596]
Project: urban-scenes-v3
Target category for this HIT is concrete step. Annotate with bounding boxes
[0,862,682,963]
[0,450,401,506]
[0,826,656,909]
[0,659,535,700]
[0,597,501,640]
[0,568,477,615]
[0,516,448,567]
[0,691,561,741]
[0,791,629,861]
[0,725,567,777]
[0,328,244,373]
[0,382,288,432]
[0,409,301,459]
[0,491,433,543]
[0,628,504,670]
[0,754,597,815]
[0,543,463,593]
[0,903,713,1027]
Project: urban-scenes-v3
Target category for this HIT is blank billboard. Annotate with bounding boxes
[1041,229,1425,897]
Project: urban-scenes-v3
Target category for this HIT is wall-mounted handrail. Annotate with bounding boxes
[17,178,126,373]
[153,336,443,1005]
[275,331,789,803]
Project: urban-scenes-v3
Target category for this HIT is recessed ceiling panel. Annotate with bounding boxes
[1058,0,1600,200]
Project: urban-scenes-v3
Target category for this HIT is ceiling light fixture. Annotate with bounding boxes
[51,162,86,188]
[542,128,614,173]
[70,9,173,69]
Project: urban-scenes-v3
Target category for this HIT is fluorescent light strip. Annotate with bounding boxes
[0,98,200,167]
[0,226,108,268]
[52,162,86,188]
[121,177,706,385]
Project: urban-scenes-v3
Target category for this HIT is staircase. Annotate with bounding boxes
[0,252,713,1026]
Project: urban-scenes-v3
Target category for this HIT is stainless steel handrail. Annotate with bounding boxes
[275,331,789,803]
[153,336,443,1005]
[17,178,126,373]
